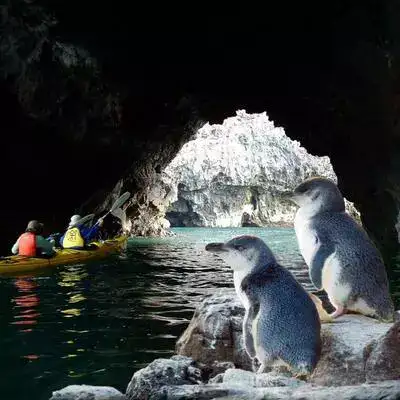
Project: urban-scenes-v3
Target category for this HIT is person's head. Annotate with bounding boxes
[68,215,81,228]
[26,220,44,235]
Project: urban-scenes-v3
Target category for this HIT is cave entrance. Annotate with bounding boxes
[162,110,359,228]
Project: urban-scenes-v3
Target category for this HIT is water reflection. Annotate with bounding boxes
[12,278,40,332]
[56,265,91,368]
[57,265,88,318]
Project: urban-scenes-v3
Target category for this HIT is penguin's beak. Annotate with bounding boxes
[281,191,295,203]
[205,242,228,253]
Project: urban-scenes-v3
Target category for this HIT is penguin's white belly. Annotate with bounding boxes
[294,212,317,266]
[321,252,351,306]
[233,271,250,310]
[295,211,351,302]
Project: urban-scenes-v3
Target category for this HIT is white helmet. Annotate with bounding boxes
[68,214,81,228]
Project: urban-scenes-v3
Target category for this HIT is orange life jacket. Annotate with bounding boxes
[18,232,36,257]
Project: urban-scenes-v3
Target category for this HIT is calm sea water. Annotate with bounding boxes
[0,227,398,400]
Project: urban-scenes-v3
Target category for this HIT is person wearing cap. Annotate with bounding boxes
[60,214,104,250]
[11,220,55,257]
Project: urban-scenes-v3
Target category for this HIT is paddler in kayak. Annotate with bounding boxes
[11,220,55,258]
[60,214,104,250]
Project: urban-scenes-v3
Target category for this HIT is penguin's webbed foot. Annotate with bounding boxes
[309,293,334,323]
[256,362,266,374]
[329,305,346,319]
[292,362,313,381]
[252,357,273,374]
[293,372,310,381]
[251,357,260,373]
[317,306,335,323]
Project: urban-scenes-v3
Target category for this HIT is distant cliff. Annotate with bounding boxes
[162,110,359,227]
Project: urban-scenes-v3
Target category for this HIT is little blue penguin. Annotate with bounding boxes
[205,235,321,376]
[289,176,394,321]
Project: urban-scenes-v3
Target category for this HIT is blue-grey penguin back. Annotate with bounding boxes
[242,262,322,373]
[291,176,394,321]
[312,211,394,320]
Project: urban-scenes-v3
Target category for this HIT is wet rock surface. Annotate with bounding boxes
[49,385,126,400]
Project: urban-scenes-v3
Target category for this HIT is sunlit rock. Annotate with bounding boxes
[163,110,360,228]
[50,385,125,400]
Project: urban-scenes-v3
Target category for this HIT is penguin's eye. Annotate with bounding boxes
[296,185,309,194]
[234,245,245,251]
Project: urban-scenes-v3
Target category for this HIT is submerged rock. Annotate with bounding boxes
[175,291,400,386]
[50,385,126,400]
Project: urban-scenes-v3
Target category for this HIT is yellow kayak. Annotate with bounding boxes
[0,236,127,275]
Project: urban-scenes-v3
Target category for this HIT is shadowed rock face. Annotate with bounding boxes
[1,1,400,267]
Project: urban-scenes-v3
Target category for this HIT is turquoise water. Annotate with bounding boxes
[0,227,396,399]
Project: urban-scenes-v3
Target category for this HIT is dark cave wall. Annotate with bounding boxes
[0,1,199,249]
[1,1,400,270]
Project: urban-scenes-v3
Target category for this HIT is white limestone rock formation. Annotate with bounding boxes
[163,110,359,227]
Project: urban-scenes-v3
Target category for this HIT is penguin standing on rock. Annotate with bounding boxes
[205,235,321,377]
[289,176,394,321]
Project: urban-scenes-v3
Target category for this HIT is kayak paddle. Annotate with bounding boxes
[94,191,131,226]
[110,206,127,226]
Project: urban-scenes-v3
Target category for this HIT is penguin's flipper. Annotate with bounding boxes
[243,305,257,358]
[241,275,261,359]
[309,236,335,290]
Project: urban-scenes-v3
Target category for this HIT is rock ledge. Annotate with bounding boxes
[52,292,400,400]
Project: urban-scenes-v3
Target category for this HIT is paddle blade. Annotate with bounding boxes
[110,192,131,212]
[111,207,127,226]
